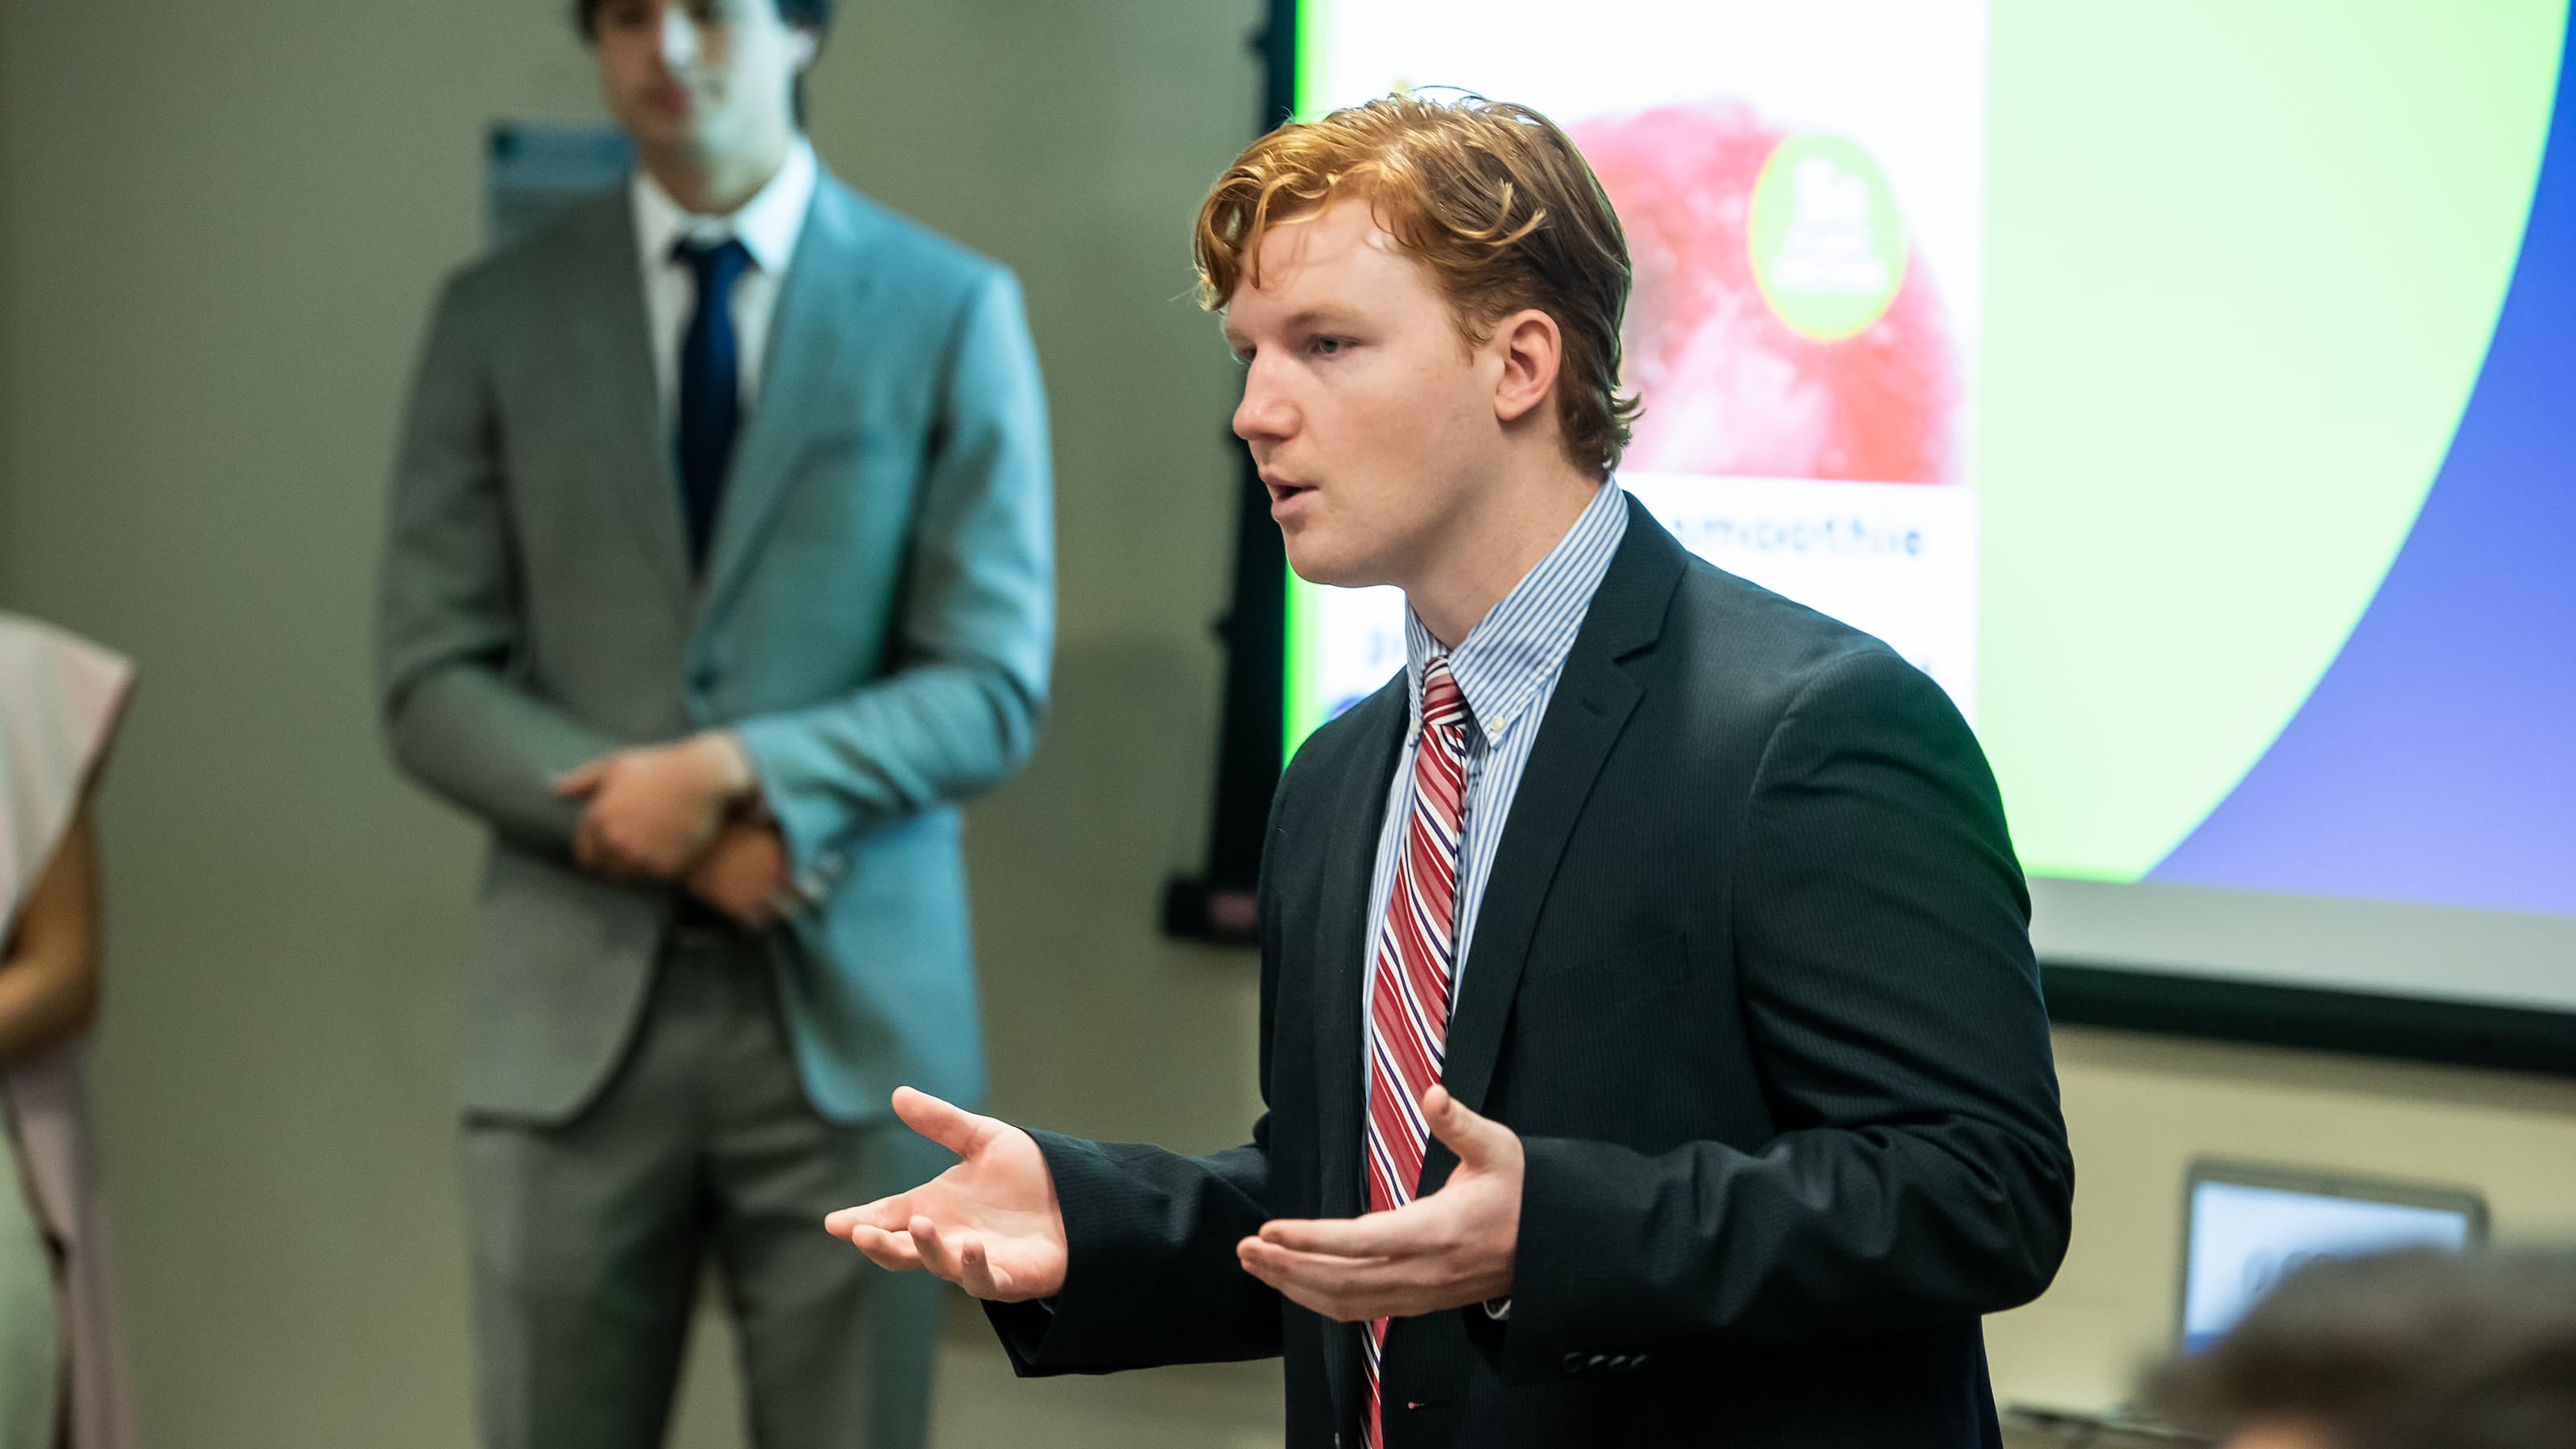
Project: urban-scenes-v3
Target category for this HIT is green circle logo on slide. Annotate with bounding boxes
[1748,134,1908,341]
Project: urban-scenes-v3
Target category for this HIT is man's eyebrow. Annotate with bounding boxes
[1223,307,1366,351]
[1286,306,1364,330]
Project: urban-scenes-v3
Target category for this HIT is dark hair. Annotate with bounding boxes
[572,0,832,126]
[2145,1248,2576,1449]
[573,0,834,38]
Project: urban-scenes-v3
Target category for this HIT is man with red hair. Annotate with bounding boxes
[832,94,2069,1448]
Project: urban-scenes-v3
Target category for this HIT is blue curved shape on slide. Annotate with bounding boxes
[2146,35,2576,919]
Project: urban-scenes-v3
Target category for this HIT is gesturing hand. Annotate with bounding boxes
[1236,1085,1521,1322]
[825,1087,1069,1302]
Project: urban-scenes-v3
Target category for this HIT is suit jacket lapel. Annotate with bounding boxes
[561,196,696,609]
[700,177,883,615]
[1311,678,1407,1225]
[1420,500,1687,1191]
[1305,676,1406,1433]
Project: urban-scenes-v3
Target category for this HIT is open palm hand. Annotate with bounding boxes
[824,1087,1068,1302]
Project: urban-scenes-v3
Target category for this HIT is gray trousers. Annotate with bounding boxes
[461,925,946,1449]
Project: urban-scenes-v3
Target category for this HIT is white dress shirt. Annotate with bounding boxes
[629,136,819,422]
[1352,479,1630,1326]
[1359,479,1630,1001]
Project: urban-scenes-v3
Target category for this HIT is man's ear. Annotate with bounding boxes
[786,23,822,73]
[1492,309,1563,426]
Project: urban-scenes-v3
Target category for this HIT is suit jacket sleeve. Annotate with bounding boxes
[377,273,627,853]
[982,1125,1282,1375]
[1504,647,2074,1377]
[980,752,1307,1375]
[733,266,1054,878]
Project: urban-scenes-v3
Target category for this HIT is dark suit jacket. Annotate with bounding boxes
[990,498,2072,1447]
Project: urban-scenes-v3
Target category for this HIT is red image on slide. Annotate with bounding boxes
[1574,104,1963,485]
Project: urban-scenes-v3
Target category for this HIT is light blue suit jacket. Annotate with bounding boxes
[378,171,1052,1125]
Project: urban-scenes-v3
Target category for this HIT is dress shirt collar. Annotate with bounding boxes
[630,134,819,280]
[1403,481,1631,745]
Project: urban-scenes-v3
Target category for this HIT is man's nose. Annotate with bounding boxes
[659,9,700,68]
[1232,364,1293,444]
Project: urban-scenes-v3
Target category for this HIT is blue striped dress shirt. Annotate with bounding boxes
[1357,480,1631,1008]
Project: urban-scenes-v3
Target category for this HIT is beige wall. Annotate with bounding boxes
[0,2,2570,1447]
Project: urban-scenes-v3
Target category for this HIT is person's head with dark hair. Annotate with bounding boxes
[576,0,828,206]
[2145,1247,2576,1449]
[576,0,832,33]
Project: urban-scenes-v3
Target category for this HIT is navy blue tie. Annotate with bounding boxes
[674,237,753,572]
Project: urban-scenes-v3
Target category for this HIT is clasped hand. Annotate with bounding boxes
[825,1083,1522,1323]
[555,732,798,927]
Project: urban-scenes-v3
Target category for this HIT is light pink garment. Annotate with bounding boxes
[0,614,138,1449]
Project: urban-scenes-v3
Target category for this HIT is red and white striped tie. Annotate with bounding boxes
[1360,654,1469,1449]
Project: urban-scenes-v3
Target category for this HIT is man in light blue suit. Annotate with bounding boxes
[375,2,1051,1444]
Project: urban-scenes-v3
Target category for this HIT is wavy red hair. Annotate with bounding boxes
[1195,93,1642,479]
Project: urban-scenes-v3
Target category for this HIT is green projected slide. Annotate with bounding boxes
[1282,0,2562,889]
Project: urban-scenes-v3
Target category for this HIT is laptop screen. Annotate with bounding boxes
[2181,1177,2479,1352]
